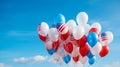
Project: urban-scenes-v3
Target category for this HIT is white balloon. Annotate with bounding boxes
[80,56,88,64]
[106,31,114,44]
[40,22,49,36]
[91,22,101,32]
[52,53,63,65]
[56,44,67,57]
[67,19,77,33]
[48,28,59,41]
[91,42,102,55]
[83,24,91,35]
[71,46,79,57]
[76,12,88,25]
[45,40,52,50]
[72,25,85,40]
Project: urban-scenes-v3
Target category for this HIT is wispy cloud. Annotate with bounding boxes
[7,30,37,37]
[104,61,120,67]
[13,55,48,64]
[0,63,12,67]
[13,55,62,64]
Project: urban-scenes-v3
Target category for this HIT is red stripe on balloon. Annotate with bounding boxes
[58,24,66,33]
[58,23,64,32]
[102,36,109,41]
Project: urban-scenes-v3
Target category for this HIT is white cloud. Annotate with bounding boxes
[13,55,48,64]
[104,61,120,67]
[0,63,11,67]
[13,54,63,65]
[33,55,48,62]
[13,57,28,64]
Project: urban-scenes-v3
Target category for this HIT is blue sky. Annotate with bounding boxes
[0,0,120,67]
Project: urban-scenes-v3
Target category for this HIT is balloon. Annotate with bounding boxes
[60,26,70,40]
[71,46,79,56]
[99,45,109,57]
[76,12,88,25]
[56,44,67,57]
[83,24,91,35]
[62,55,71,64]
[47,48,56,55]
[71,47,80,62]
[48,28,59,41]
[79,43,90,57]
[64,42,73,53]
[101,31,113,45]
[54,13,65,23]
[101,32,109,45]
[87,51,94,59]
[45,40,52,50]
[91,22,101,32]
[38,12,113,65]
[39,22,49,36]
[106,31,114,44]
[54,14,65,29]
[38,22,49,41]
[73,55,80,63]
[76,35,87,47]
[91,42,102,55]
[38,34,47,42]
[88,56,96,65]
[80,56,88,64]
[73,26,85,40]
[67,19,77,33]
[87,32,98,47]
[52,53,63,65]
[58,23,70,41]
[52,40,60,51]
[89,28,99,35]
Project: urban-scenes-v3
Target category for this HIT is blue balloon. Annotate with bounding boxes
[87,51,94,59]
[54,14,66,29]
[47,48,56,55]
[62,55,71,64]
[87,32,98,47]
[89,56,96,65]
[54,14,65,23]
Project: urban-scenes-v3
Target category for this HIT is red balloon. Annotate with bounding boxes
[64,42,73,53]
[73,55,80,63]
[89,28,99,35]
[79,43,90,57]
[99,45,109,57]
[52,40,60,50]
[38,34,47,42]
[76,35,87,47]
[60,30,70,41]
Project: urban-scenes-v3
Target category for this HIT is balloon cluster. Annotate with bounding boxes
[38,12,113,65]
